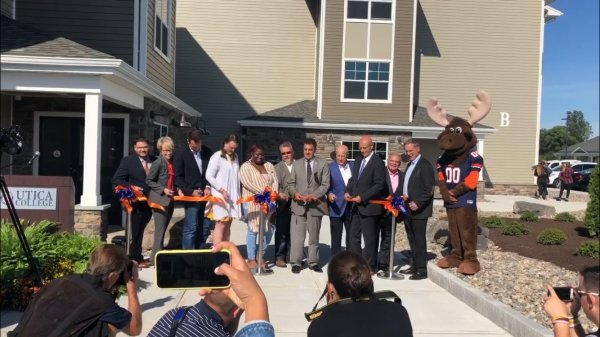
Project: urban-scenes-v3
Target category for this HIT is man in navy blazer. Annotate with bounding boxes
[112,137,156,265]
[173,129,212,249]
[327,144,353,256]
[344,136,386,272]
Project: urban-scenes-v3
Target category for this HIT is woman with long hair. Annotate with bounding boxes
[146,136,176,266]
[239,144,278,269]
[557,162,574,201]
[206,134,242,244]
[534,161,551,200]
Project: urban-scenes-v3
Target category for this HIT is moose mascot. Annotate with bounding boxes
[427,90,491,275]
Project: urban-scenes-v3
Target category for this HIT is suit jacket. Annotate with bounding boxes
[146,156,172,207]
[404,157,435,219]
[384,168,404,198]
[287,157,330,216]
[173,145,212,196]
[327,161,353,217]
[274,160,294,212]
[111,154,156,196]
[345,153,386,216]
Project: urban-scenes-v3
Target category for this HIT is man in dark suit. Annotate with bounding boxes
[273,141,295,268]
[327,144,353,256]
[344,136,386,273]
[173,129,212,249]
[112,137,156,265]
[400,140,435,280]
[378,153,404,272]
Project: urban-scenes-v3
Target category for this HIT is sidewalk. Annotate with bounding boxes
[1,195,587,336]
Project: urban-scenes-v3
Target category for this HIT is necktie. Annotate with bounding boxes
[358,159,366,177]
[306,158,312,184]
[142,159,149,175]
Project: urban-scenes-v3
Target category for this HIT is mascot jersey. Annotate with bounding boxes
[436,151,483,209]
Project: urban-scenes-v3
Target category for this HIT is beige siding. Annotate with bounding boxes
[146,0,175,93]
[344,22,369,59]
[176,0,317,149]
[1,0,13,18]
[416,0,542,185]
[321,0,414,122]
[16,0,133,64]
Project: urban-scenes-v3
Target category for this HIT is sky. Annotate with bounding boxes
[541,0,599,139]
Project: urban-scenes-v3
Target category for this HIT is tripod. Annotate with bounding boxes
[0,175,43,287]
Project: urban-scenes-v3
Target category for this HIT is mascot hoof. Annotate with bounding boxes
[437,256,462,269]
[457,260,481,275]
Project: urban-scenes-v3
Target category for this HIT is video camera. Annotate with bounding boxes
[116,260,134,286]
[0,125,24,156]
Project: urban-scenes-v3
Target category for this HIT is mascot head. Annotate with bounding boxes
[426,90,491,157]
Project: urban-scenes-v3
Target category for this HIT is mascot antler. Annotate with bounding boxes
[467,90,491,126]
[426,97,449,127]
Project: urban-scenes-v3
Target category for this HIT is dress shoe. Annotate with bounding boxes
[377,265,389,273]
[399,267,415,275]
[310,265,323,273]
[409,272,428,280]
[275,259,287,268]
[291,265,302,274]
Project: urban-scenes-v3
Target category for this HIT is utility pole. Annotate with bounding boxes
[561,113,569,159]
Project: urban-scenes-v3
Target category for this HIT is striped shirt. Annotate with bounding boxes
[147,300,230,337]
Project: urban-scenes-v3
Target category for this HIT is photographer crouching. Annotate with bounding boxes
[544,265,599,337]
[9,244,142,337]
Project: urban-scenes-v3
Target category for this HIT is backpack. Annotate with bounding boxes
[8,274,115,337]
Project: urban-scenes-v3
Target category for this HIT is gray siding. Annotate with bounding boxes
[320,0,415,122]
[146,0,175,93]
[15,0,134,65]
[416,0,543,185]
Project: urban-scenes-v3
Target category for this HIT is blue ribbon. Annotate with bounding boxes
[391,196,407,215]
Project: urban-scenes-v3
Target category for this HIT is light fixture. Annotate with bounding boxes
[327,133,335,144]
[179,112,192,128]
[396,136,405,145]
[196,119,211,135]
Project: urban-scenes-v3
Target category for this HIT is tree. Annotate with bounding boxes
[584,163,599,237]
[565,110,593,143]
[539,110,593,158]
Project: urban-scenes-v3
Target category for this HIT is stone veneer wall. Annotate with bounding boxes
[74,209,108,239]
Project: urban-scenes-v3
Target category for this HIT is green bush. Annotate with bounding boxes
[519,210,539,222]
[481,216,504,228]
[501,222,530,236]
[536,228,567,245]
[0,219,102,310]
[584,163,600,237]
[554,212,576,222]
[575,240,600,258]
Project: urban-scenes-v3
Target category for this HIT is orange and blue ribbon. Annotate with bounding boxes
[237,187,278,214]
[114,185,150,213]
[173,195,224,203]
[369,195,407,217]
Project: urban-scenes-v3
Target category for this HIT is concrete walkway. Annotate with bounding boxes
[0,194,588,336]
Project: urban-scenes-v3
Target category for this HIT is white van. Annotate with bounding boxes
[546,159,581,170]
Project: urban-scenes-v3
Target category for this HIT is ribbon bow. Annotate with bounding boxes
[114,185,148,213]
[369,195,407,217]
[237,187,278,214]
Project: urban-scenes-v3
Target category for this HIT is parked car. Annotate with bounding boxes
[571,168,594,191]
[550,162,597,188]
[546,159,581,170]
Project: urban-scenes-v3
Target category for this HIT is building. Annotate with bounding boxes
[176,0,562,192]
[1,0,200,234]
[554,136,600,163]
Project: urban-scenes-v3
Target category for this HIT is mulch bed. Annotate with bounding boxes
[488,218,599,272]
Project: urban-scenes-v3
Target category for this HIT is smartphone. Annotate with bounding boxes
[550,286,573,301]
[155,249,231,289]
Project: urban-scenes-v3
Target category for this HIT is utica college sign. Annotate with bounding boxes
[0,187,57,210]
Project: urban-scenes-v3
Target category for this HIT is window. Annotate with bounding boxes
[342,141,388,161]
[154,0,170,58]
[344,61,390,100]
[347,0,392,21]
[153,122,168,144]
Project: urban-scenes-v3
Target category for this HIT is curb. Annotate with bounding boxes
[427,263,553,337]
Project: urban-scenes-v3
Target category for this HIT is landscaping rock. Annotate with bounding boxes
[427,218,449,245]
[513,201,555,218]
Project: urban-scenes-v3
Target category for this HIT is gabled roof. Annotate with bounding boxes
[564,136,600,154]
[1,15,114,59]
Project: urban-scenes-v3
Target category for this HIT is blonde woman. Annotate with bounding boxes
[240,144,278,269]
[206,134,242,244]
[146,136,176,266]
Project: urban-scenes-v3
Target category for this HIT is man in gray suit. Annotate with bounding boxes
[287,138,330,274]
[273,141,295,268]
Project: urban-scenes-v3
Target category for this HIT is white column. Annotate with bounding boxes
[80,93,103,206]
[477,139,484,181]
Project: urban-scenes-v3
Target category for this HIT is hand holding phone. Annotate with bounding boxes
[155,250,231,289]
[544,285,571,322]
[549,286,573,301]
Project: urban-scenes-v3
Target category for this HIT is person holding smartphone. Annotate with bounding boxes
[544,265,599,337]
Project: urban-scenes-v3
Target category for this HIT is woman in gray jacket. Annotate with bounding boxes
[146,136,176,265]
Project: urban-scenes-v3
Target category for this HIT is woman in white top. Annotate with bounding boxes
[206,134,242,244]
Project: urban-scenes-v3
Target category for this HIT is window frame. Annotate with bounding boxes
[346,0,393,22]
[153,122,169,146]
[341,140,388,161]
[342,59,392,102]
[153,0,171,61]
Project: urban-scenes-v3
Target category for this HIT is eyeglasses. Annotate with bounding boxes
[281,151,292,155]
[577,290,599,297]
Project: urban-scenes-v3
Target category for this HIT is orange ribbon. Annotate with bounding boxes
[368,195,407,218]
[173,195,224,203]
[114,185,147,214]
[237,187,278,213]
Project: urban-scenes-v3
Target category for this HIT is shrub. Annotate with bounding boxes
[536,228,567,245]
[584,163,600,237]
[481,216,504,228]
[554,212,576,222]
[519,210,539,222]
[501,222,529,236]
[575,240,600,258]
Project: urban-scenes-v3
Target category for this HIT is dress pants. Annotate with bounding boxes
[290,214,322,267]
[275,201,291,261]
[404,217,428,274]
[329,211,350,256]
[377,214,394,269]
[348,208,379,270]
[150,203,174,265]
[129,203,152,262]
